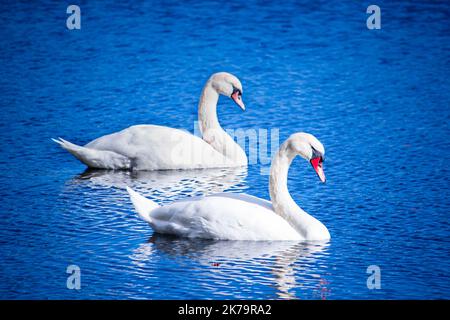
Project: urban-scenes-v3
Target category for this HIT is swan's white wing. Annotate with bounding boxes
[53,138,131,169]
[147,193,302,240]
[85,125,235,170]
[207,192,274,211]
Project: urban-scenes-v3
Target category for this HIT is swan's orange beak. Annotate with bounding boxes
[310,156,326,183]
[231,91,245,111]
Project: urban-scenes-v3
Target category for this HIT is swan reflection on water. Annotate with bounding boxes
[68,166,248,203]
[130,234,331,299]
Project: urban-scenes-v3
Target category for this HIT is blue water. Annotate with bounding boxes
[0,0,449,299]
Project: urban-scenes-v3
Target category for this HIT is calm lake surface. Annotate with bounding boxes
[0,0,449,299]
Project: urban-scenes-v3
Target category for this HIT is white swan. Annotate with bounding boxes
[127,132,330,241]
[53,72,247,170]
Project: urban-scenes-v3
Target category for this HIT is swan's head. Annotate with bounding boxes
[287,132,326,183]
[209,72,245,110]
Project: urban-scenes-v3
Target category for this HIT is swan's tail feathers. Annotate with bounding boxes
[52,137,79,150]
[126,186,159,223]
[52,137,130,169]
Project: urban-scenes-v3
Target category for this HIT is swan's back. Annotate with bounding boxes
[147,193,302,240]
[86,125,234,170]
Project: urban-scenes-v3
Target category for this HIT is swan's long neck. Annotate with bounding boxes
[197,81,247,165]
[269,143,319,237]
[198,81,221,133]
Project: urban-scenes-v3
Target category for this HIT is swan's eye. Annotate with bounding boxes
[311,146,323,162]
[232,87,242,98]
